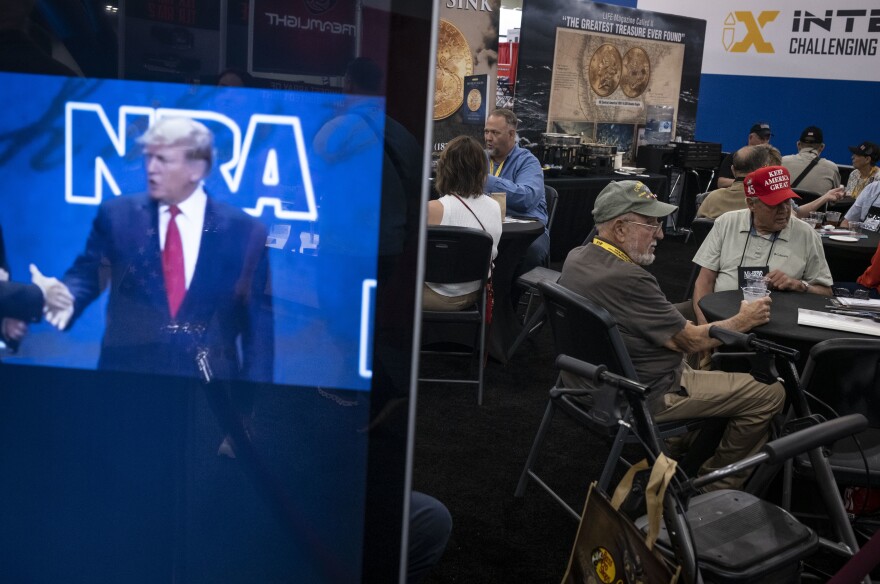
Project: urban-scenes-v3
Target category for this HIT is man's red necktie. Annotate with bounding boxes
[162,205,186,318]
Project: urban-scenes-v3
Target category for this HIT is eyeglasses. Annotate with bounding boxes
[622,220,663,235]
[754,199,792,211]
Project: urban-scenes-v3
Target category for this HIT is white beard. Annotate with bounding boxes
[623,241,655,266]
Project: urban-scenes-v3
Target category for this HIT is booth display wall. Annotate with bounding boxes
[627,0,880,165]
[432,0,501,152]
[515,0,705,163]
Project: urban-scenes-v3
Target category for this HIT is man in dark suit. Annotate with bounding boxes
[0,264,73,323]
[1,223,74,345]
[51,117,273,383]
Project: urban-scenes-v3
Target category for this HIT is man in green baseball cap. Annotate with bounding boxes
[591,180,678,226]
[557,180,784,491]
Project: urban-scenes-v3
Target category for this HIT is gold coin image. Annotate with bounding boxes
[466,88,482,112]
[621,47,651,98]
[434,19,473,120]
[586,44,622,97]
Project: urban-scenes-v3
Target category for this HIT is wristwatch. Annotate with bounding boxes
[801,280,810,291]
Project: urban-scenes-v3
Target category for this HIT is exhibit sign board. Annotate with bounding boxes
[517,1,705,162]
[639,0,880,82]
[432,0,501,153]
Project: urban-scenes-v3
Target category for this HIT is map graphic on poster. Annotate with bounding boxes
[548,28,684,129]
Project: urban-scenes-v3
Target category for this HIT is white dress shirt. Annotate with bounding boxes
[158,186,207,289]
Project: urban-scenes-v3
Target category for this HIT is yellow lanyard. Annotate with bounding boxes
[490,159,505,177]
[592,238,633,263]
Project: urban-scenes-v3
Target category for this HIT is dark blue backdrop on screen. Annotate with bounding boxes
[0,71,381,390]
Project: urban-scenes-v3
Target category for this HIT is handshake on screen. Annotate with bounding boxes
[0,264,74,331]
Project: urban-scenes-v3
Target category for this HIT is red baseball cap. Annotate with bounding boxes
[743,166,801,206]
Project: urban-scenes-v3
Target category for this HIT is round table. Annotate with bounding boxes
[488,219,545,363]
[820,229,879,282]
[699,290,876,362]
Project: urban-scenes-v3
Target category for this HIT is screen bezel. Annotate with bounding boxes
[0,0,438,581]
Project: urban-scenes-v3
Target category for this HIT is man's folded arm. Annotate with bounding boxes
[665,296,771,354]
[485,156,544,216]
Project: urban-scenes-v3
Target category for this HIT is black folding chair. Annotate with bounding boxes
[515,184,559,319]
[789,339,880,532]
[555,353,867,584]
[514,280,704,519]
[682,217,714,302]
[418,226,493,405]
[507,218,597,359]
[706,329,871,582]
[792,187,822,204]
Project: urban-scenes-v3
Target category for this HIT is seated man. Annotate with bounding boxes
[692,166,833,324]
[700,144,843,220]
[841,179,880,230]
[558,180,784,491]
[483,108,548,277]
[781,125,841,195]
[716,122,772,189]
[699,144,780,219]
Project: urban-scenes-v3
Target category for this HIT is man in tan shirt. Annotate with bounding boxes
[698,144,780,220]
[699,144,844,221]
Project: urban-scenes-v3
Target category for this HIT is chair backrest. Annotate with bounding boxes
[800,338,880,428]
[689,217,715,246]
[682,218,715,301]
[694,191,711,212]
[792,188,821,203]
[581,226,597,246]
[538,279,638,380]
[544,185,559,235]
[424,225,493,285]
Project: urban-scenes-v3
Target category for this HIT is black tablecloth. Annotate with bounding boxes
[699,290,875,361]
[821,230,879,282]
[488,219,545,363]
[545,172,667,262]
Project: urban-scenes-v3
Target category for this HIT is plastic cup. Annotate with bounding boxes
[826,211,842,226]
[742,286,769,303]
[745,277,767,292]
[809,212,825,228]
[849,222,864,236]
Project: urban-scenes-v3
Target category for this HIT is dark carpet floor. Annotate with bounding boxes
[413,233,697,583]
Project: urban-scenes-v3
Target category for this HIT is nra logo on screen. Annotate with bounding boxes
[64,103,318,222]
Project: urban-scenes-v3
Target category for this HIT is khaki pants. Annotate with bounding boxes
[422,284,480,311]
[655,364,785,491]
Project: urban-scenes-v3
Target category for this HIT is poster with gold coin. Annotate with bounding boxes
[547,28,683,129]
[435,19,473,120]
[463,74,487,125]
[432,2,500,153]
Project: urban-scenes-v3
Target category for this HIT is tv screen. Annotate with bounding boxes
[0,1,435,582]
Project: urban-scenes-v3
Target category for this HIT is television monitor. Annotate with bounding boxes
[0,1,436,582]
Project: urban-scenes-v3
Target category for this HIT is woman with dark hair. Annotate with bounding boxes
[424,135,502,311]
